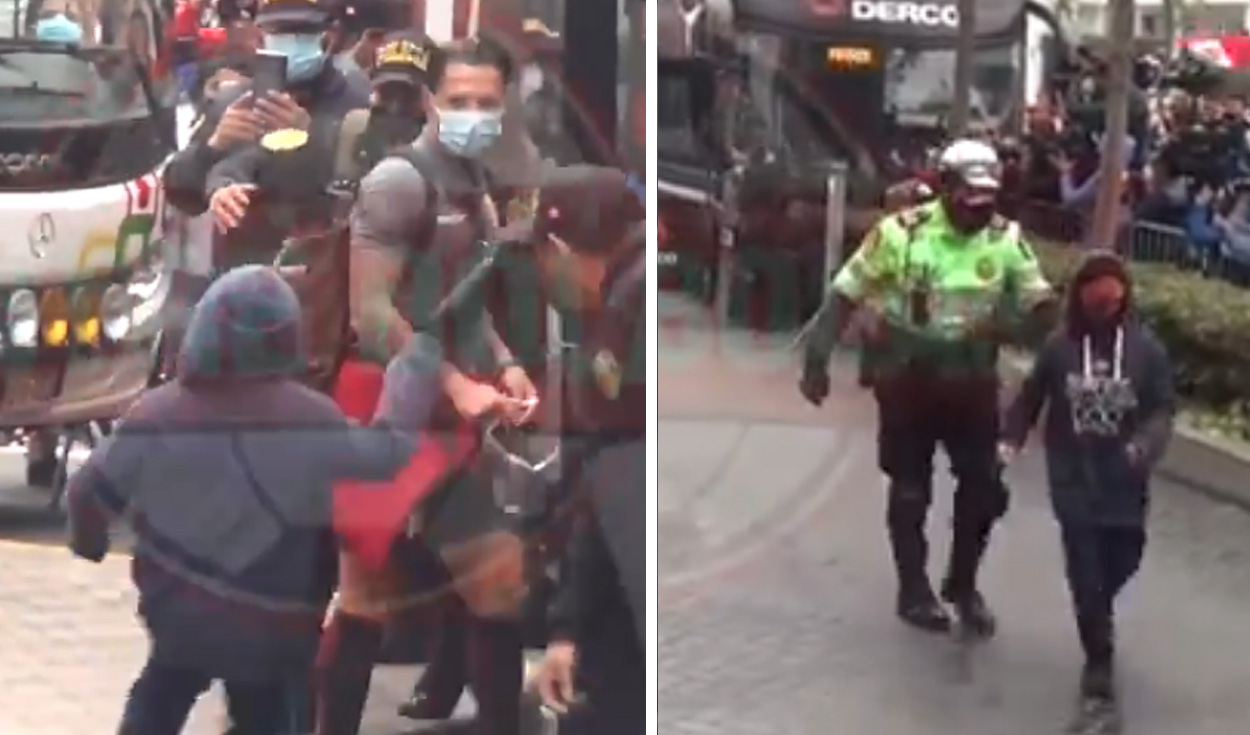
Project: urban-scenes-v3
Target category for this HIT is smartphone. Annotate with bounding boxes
[251,50,287,99]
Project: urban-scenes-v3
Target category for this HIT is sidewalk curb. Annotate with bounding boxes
[1001,353,1250,512]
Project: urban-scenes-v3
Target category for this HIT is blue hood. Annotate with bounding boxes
[177,266,305,383]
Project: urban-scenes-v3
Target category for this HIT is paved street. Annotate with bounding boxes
[659,294,1250,735]
[0,459,477,735]
[5,291,1250,734]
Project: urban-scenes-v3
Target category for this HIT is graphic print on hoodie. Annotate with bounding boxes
[1002,252,1176,527]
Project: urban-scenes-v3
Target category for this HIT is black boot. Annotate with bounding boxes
[466,619,524,735]
[896,586,952,633]
[398,608,469,721]
[942,516,996,638]
[940,588,997,639]
[887,483,948,633]
[1067,660,1120,734]
[314,613,383,735]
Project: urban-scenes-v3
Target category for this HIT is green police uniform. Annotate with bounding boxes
[832,199,1051,380]
[816,197,1052,629]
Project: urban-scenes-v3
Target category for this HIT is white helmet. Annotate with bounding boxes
[937,139,1001,190]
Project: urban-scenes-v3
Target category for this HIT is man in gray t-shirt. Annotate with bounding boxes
[318,37,539,735]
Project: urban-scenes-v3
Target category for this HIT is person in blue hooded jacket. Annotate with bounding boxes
[1000,251,1175,734]
[65,265,443,735]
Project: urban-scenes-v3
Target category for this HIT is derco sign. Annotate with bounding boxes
[850,1,959,27]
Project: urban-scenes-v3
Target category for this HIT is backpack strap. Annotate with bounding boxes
[383,146,444,325]
[385,144,442,251]
[333,108,373,183]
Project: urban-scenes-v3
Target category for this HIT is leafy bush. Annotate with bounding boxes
[1033,241,1250,421]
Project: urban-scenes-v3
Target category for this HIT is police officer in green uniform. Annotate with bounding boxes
[800,139,1056,635]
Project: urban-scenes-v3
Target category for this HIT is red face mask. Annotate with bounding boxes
[1079,275,1126,321]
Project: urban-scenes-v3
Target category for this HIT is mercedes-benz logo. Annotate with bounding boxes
[27,213,54,259]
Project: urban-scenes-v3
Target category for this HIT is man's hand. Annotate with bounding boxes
[536,640,578,714]
[499,365,538,423]
[254,91,311,130]
[207,93,262,150]
[209,183,257,232]
[997,442,1019,466]
[449,377,526,423]
[799,355,830,407]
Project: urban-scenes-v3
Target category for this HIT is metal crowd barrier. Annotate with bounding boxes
[1012,197,1231,277]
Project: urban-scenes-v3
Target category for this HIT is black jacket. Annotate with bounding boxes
[161,61,367,230]
[548,440,643,647]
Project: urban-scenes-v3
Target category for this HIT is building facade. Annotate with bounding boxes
[1071,0,1250,40]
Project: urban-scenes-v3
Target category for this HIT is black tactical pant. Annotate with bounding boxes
[874,371,1008,602]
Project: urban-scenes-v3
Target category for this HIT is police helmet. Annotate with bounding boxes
[936,139,1002,191]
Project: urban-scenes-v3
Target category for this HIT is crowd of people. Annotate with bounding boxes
[56,0,646,734]
[997,46,1250,282]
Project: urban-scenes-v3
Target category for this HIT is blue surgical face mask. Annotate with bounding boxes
[36,13,83,44]
[264,32,325,83]
[436,108,503,158]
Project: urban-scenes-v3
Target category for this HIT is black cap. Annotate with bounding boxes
[371,34,436,88]
[535,166,645,255]
[255,0,330,27]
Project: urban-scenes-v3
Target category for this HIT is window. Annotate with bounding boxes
[0,50,151,124]
[657,63,710,163]
[884,44,1018,127]
[732,32,863,168]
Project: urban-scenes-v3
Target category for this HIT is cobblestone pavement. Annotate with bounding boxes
[659,294,1250,735]
[0,468,476,735]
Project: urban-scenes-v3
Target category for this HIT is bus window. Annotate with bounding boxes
[885,44,1018,127]
[657,62,715,165]
[733,32,872,175]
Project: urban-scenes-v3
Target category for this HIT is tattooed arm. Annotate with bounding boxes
[348,158,422,364]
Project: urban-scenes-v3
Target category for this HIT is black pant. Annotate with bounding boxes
[562,615,645,735]
[391,535,523,733]
[1059,522,1146,665]
[875,374,1008,600]
[117,657,290,735]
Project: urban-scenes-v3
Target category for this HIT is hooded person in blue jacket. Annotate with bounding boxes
[65,265,443,735]
[1000,251,1175,732]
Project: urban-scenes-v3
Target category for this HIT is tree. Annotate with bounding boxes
[1085,0,1136,250]
[948,0,976,135]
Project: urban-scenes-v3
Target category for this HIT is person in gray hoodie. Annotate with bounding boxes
[1000,251,1175,734]
[66,265,440,735]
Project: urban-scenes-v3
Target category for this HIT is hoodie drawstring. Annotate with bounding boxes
[1082,328,1124,382]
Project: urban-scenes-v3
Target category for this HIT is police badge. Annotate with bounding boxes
[592,349,622,400]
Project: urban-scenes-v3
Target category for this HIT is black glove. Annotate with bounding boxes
[799,353,831,407]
